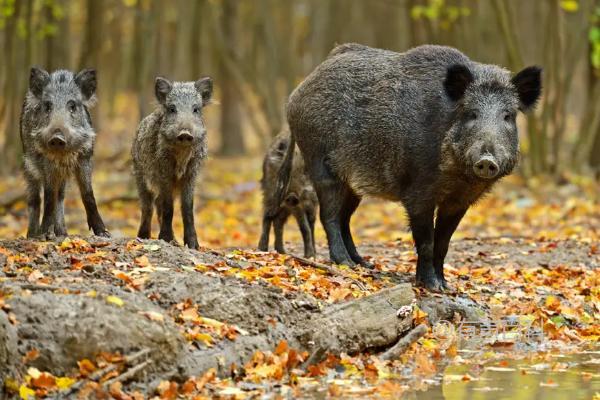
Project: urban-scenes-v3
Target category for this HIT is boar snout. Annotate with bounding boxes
[48,129,67,150]
[285,193,300,206]
[176,130,194,144]
[473,155,499,179]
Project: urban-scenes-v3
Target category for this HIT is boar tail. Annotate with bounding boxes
[274,133,295,211]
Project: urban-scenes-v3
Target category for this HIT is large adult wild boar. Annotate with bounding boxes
[278,44,542,291]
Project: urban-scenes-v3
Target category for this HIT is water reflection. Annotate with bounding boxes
[415,350,600,400]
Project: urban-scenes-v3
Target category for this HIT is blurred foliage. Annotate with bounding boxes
[590,6,600,70]
[560,0,580,12]
[410,0,470,29]
[0,0,600,175]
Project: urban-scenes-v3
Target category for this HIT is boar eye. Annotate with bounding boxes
[192,105,200,114]
[67,100,77,114]
[503,111,514,122]
[43,101,52,113]
[167,104,176,114]
[467,111,477,121]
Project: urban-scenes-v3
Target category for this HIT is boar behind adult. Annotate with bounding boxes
[280,43,542,291]
[258,131,318,258]
[20,67,109,239]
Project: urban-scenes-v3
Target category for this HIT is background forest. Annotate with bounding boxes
[0,1,599,399]
[0,0,600,177]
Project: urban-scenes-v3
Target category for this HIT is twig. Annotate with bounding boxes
[380,324,428,361]
[289,255,368,291]
[207,249,246,269]
[102,359,152,388]
[9,283,63,291]
[59,348,152,397]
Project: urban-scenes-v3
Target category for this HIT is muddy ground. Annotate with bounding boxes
[0,233,596,398]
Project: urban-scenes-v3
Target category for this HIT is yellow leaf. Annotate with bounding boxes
[4,378,19,392]
[194,333,214,347]
[139,311,164,322]
[198,317,225,328]
[19,385,35,400]
[420,338,439,350]
[56,376,76,390]
[560,0,579,12]
[545,296,561,312]
[106,296,124,307]
[86,290,97,298]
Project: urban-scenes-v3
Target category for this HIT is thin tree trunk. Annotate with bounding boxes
[217,0,245,156]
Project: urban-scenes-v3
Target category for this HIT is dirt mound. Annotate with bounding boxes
[0,237,487,397]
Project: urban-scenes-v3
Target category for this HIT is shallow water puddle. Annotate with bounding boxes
[414,349,600,400]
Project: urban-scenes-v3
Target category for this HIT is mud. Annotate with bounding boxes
[2,236,551,394]
[6,291,185,376]
[0,311,19,390]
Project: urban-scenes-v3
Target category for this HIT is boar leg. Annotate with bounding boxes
[25,178,41,238]
[340,191,372,267]
[258,214,273,251]
[40,180,58,239]
[157,189,175,244]
[75,161,109,237]
[273,211,289,254]
[314,182,354,266]
[54,180,67,237]
[308,209,317,255]
[408,206,442,291]
[433,207,467,290]
[135,176,154,239]
[181,181,199,250]
[294,209,315,258]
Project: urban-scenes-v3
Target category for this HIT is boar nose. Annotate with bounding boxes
[473,155,499,179]
[48,130,66,149]
[285,193,300,206]
[177,131,194,143]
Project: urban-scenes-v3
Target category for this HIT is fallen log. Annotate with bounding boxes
[301,283,415,364]
[380,324,428,360]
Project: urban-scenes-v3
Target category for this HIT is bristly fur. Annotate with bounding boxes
[280,43,542,291]
[20,67,109,239]
[131,76,213,250]
[258,130,318,258]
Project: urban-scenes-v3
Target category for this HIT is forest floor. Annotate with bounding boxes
[0,156,599,399]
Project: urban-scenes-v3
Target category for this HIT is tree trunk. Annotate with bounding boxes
[217,0,245,156]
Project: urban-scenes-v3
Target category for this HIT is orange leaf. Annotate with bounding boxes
[275,340,288,355]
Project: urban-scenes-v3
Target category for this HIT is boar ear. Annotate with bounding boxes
[29,67,50,98]
[75,69,97,101]
[512,66,542,111]
[444,64,474,102]
[155,77,172,104]
[195,77,213,105]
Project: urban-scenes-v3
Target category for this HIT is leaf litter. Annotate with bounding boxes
[0,157,598,398]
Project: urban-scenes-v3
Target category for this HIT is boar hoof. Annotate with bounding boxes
[440,279,454,293]
[41,231,56,241]
[185,240,200,250]
[95,229,111,238]
[416,275,445,292]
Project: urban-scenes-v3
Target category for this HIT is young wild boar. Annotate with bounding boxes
[258,131,318,258]
[132,76,213,249]
[20,67,109,239]
[278,43,542,291]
